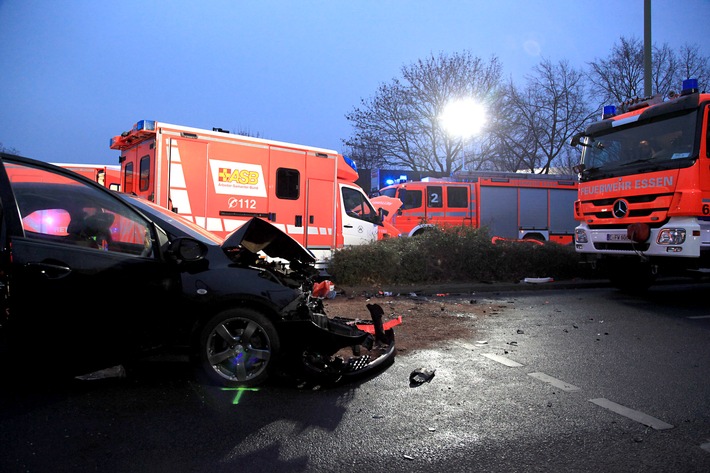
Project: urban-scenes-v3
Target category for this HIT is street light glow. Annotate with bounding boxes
[440,98,486,138]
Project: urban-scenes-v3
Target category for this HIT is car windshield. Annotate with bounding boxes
[580,110,697,174]
[122,194,223,245]
[379,187,397,198]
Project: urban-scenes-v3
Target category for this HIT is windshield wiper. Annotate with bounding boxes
[619,157,654,167]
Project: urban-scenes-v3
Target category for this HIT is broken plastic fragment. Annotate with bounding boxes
[75,365,126,381]
[409,368,436,386]
[523,277,554,284]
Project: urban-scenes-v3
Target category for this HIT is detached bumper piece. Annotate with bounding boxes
[304,303,401,382]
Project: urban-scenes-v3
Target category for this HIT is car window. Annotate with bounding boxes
[400,189,422,210]
[122,194,223,245]
[342,186,378,222]
[4,161,154,256]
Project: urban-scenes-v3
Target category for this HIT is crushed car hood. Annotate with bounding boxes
[223,217,316,264]
[370,195,402,224]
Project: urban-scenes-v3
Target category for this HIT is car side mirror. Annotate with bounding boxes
[377,208,386,225]
[169,237,208,263]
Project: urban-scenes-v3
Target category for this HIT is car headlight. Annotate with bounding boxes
[657,228,686,245]
[575,228,588,244]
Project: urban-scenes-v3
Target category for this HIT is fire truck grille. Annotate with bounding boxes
[592,208,658,219]
[590,194,662,206]
[583,192,673,221]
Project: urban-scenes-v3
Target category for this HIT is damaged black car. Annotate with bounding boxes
[0,153,399,387]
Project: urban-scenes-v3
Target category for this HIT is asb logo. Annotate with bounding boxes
[218,168,259,185]
[209,160,266,197]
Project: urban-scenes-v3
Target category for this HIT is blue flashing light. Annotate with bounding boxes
[385,178,395,186]
[681,78,699,96]
[602,105,616,119]
[399,175,407,182]
[136,119,156,132]
[343,155,358,172]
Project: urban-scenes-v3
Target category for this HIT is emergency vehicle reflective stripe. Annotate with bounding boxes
[446,211,470,217]
[166,140,226,233]
[167,141,193,215]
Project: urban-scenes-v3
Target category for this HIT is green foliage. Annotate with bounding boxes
[328,225,589,285]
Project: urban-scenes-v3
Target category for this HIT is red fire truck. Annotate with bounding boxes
[571,78,709,290]
[377,172,579,244]
[109,119,395,269]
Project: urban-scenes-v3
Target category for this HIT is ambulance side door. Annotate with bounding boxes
[340,184,379,246]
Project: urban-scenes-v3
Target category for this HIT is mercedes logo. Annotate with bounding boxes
[612,199,628,218]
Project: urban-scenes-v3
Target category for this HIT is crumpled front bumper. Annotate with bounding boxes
[302,303,402,381]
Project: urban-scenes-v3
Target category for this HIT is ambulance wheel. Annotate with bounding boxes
[197,308,280,387]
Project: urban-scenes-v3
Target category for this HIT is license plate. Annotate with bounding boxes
[607,233,629,241]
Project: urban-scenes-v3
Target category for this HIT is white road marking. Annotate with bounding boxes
[589,398,674,430]
[453,341,480,350]
[482,353,523,367]
[687,315,710,319]
[528,372,581,392]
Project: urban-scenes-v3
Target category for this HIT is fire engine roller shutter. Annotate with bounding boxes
[519,188,547,230]
[479,186,518,239]
[549,188,577,234]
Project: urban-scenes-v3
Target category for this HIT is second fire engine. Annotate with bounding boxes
[377,172,579,244]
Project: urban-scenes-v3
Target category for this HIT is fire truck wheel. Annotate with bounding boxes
[197,308,280,388]
[523,234,545,243]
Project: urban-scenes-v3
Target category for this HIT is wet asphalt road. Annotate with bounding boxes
[2,281,710,472]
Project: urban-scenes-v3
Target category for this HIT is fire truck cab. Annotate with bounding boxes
[571,78,710,290]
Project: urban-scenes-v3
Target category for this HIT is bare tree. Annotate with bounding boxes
[342,139,388,171]
[343,39,708,177]
[651,42,679,96]
[485,82,538,172]
[0,142,20,155]
[343,80,413,169]
[674,43,710,92]
[588,36,710,106]
[492,59,596,174]
[232,127,263,138]
[588,36,646,105]
[344,51,503,175]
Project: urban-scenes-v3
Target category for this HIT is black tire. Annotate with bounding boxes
[523,234,545,243]
[606,260,656,293]
[197,308,280,387]
[411,227,432,237]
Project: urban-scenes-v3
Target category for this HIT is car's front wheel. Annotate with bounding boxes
[197,308,280,387]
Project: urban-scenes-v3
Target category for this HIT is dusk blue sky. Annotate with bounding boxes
[1,0,708,165]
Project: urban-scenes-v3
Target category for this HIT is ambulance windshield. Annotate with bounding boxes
[342,186,381,224]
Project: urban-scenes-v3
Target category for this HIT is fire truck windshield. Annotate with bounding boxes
[579,110,697,181]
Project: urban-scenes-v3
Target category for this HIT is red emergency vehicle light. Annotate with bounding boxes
[109,119,157,150]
